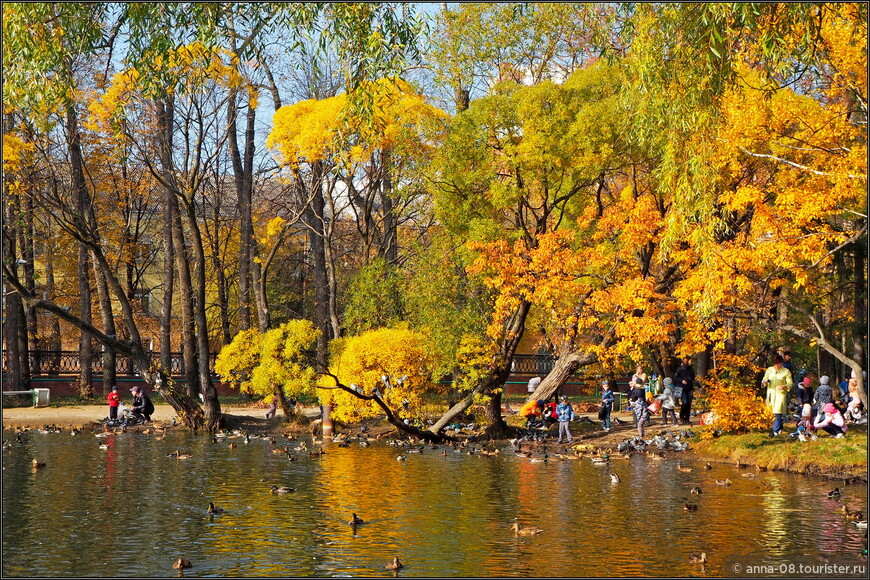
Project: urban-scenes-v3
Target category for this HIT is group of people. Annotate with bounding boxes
[614,356,698,437]
[762,350,865,440]
[519,395,576,443]
[106,385,154,423]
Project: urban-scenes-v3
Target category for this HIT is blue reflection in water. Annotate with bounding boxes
[2,430,866,577]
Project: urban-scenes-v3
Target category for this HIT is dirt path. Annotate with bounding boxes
[1,404,319,431]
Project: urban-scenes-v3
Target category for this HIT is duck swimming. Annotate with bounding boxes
[689,486,702,494]
[715,479,732,486]
[827,487,841,498]
[270,486,296,494]
[683,502,698,512]
[207,502,224,514]
[348,513,364,526]
[31,459,46,469]
[510,522,542,535]
[610,473,621,483]
[688,552,708,563]
[173,558,192,569]
[384,557,403,570]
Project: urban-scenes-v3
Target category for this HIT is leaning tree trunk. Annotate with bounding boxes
[528,347,599,403]
[430,300,532,436]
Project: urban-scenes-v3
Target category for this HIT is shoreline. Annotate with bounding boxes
[3,404,866,481]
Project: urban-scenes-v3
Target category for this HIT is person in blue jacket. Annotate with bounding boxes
[556,395,575,443]
[600,380,614,432]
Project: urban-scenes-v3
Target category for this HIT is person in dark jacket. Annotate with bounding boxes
[674,356,696,424]
[796,376,814,415]
[130,386,155,422]
[628,378,646,405]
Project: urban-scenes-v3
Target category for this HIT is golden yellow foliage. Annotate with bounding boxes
[2,134,30,172]
[698,354,769,438]
[322,326,436,423]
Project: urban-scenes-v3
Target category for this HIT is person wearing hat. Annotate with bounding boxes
[789,404,816,441]
[813,402,847,438]
[655,377,677,426]
[130,386,155,423]
[107,386,121,421]
[762,354,793,437]
[555,395,575,443]
[600,380,614,431]
[812,375,834,425]
[796,376,814,415]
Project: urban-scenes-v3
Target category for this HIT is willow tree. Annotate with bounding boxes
[424,75,616,435]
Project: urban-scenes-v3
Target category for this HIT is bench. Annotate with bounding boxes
[2,388,50,407]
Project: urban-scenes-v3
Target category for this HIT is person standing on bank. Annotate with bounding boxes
[762,354,793,437]
[107,386,121,420]
[556,395,575,443]
[656,377,678,426]
[674,356,696,425]
[600,380,614,431]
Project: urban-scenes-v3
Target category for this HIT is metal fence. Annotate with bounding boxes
[2,350,218,377]
[4,350,590,382]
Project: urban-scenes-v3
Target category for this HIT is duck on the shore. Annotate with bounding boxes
[510,522,542,535]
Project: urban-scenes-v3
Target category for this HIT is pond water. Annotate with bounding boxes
[2,430,867,577]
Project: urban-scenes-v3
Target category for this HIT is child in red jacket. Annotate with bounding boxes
[107,386,121,420]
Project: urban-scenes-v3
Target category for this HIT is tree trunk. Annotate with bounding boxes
[23,187,38,355]
[379,149,398,263]
[76,243,94,397]
[853,239,867,371]
[67,105,94,398]
[181,195,222,431]
[528,347,598,402]
[157,99,175,375]
[44,247,62,374]
[228,87,253,331]
[93,265,117,394]
[430,300,532,434]
[305,164,331,366]
[168,183,199,398]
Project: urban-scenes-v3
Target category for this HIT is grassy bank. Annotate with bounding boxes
[692,427,867,479]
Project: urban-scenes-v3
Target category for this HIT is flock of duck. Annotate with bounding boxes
[7,420,867,571]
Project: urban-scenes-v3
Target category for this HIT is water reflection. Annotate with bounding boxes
[2,431,866,577]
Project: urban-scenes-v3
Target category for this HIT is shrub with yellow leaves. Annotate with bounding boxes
[698,354,769,438]
[322,326,435,423]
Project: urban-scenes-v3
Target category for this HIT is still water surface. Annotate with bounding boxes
[2,430,866,577]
